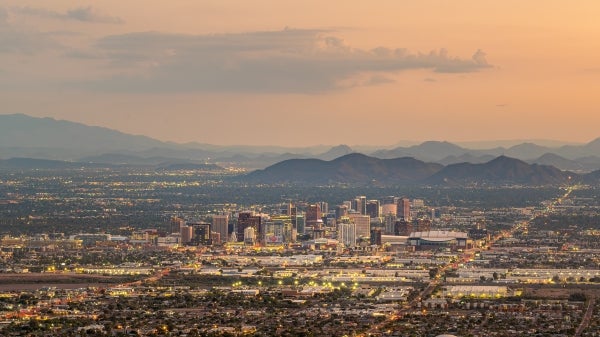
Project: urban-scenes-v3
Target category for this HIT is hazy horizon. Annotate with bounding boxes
[2,1,599,146]
[3,113,594,150]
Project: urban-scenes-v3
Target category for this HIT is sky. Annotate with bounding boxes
[1,1,599,146]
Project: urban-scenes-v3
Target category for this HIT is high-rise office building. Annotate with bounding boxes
[296,215,305,235]
[306,204,322,223]
[382,196,398,218]
[244,227,256,245]
[338,222,356,247]
[335,205,349,219]
[263,215,294,244]
[306,204,322,236]
[263,220,284,244]
[370,229,382,245]
[212,214,229,244]
[394,220,412,236]
[382,196,399,205]
[352,196,367,215]
[290,204,297,231]
[171,216,186,234]
[318,202,329,215]
[342,200,352,212]
[311,219,325,239]
[384,213,396,235]
[381,204,397,217]
[397,197,411,221]
[349,213,371,238]
[366,200,380,218]
[180,225,193,244]
[188,222,211,246]
[237,212,261,243]
[394,218,430,236]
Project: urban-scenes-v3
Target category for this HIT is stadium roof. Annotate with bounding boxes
[409,230,468,240]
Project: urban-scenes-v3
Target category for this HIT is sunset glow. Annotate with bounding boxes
[1,1,599,146]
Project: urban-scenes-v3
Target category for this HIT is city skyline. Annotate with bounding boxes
[1,1,600,146]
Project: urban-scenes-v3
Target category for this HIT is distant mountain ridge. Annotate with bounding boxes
[242,153,594,186]
[244,153,443,186]
[2,114,600,171]
[425,156,574,185]
[0,114,170,155]
[527,153,588,172]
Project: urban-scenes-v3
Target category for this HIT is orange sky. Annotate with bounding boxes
[1,1,599,146]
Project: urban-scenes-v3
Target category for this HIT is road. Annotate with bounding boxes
[574,297,596,337]
[362,185,579,336]
[122,267,171,287]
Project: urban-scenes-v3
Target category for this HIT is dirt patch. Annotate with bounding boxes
[0,272,137,285]
[524,285,598,300]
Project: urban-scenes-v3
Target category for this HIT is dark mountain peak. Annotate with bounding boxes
[243,153,442,185]
[332,152,373,162]
[503,143,553,160]
[329,144,353,152]
[420,140,453,145]
[530,153,586,171]
[537,152,568,160]
[317,144,354,160]
[509,142,540,148]
[530,152,598,172]
[413,140,464,151]
[486,155,528,166]
[584,137,600,151]
[427,155,575,185]
[371,140,468,161]
[437,153,496,166]
[587,137,600,145]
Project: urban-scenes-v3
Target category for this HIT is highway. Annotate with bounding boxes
[362,184,579,336]
[575,297,596,337]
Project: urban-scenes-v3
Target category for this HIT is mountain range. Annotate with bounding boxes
[243,154,594,186]
[2,113,600,173]
[243,153,443,186]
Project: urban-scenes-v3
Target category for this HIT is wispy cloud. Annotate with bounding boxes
[0,7,61,53]
[365,75,395,86]
[13,6,123,24]
[78,28,491,94]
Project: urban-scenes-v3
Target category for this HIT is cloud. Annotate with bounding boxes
[0,8,60,53]
[77,28,492,94]
[365,75,395,86]
[13,6,123,24]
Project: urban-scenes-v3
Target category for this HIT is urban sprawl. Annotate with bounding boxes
[0,168,599,336]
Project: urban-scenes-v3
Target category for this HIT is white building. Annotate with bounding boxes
[338,222,356,247]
